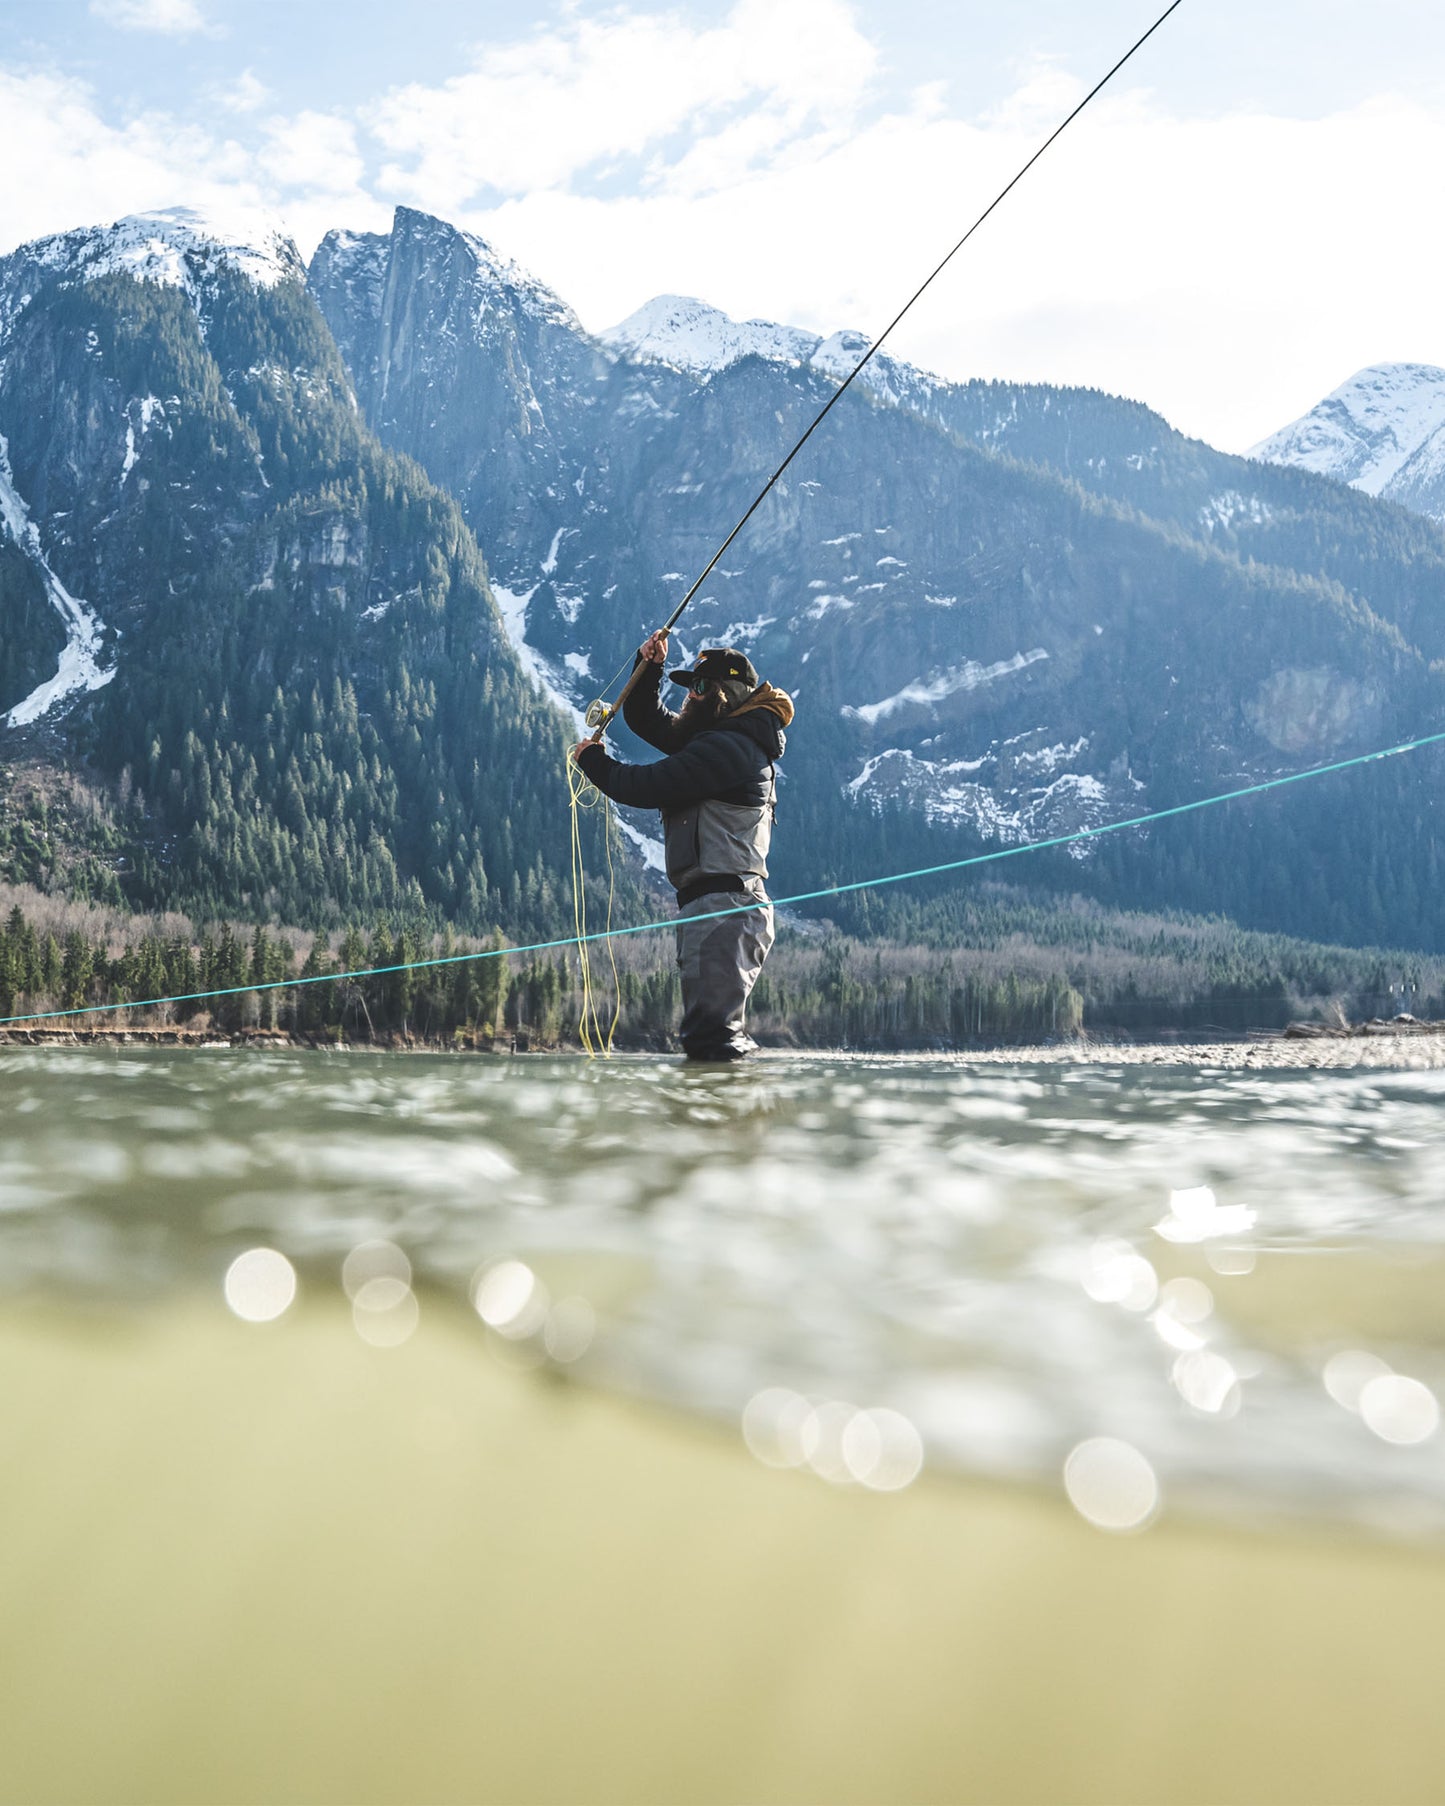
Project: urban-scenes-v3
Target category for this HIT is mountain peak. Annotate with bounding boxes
[20,204,305,294]
[1251,362,1445,501]
[600,296,949,422]
[385,206,580,333]
[601,294,823,375]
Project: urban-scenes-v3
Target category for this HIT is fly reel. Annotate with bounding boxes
[584,699,613,730]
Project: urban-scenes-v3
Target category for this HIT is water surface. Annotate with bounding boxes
[4,1047,1443,1537]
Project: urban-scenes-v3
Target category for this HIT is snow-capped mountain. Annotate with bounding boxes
[0,204,612,937]
[6,200,1445,949]
[601,295,947,420]
[0,206,312,724]
[0,205,302,336]
[601,294,821,373]
[1251,363,1445,523]
[309,207,1445,950]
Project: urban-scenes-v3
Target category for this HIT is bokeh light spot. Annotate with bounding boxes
[223,1247,296,1323]
[1159,1276,1214,1324]
[1080,1240,1158,1312]
[352,1275,419,1348]
[1063,1437,1160,1532]
[1359,1374,1440,1445]
[741,1388,812,1468]
[1322,1349,1393,1413]
[842,1407,925,1492]
[800,1400,857,1482]
[472,1259,549,1339]
[1172,1349,1241,1416]
[342,1239,410,1300]
[1206,1244,1257,1276]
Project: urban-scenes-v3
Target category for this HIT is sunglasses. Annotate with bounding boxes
[688,678,712,698]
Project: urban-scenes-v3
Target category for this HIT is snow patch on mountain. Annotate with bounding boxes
[845,649,1049,726]
[120,395,167,483]
[602,295,820,375]
[602,297,947,416]
[0,433,114,727]
[1251,364,1445,510]
[1199,490,1273,533]
[28,205,304,298]
[488,581,582,727]
[845,740,1114,855]
[442,218,582,335]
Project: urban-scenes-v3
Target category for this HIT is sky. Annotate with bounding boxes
[3,0,1445,451]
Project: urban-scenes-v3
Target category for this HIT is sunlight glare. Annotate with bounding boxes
[1080,1240,1158,1312]
[1063,1437,1159,1532]
[1172,1349,1241,1416]
[1359,1373,1440,1446]
[472,1259,549,1338]
[223,1247,297,1323]
[1156,1185,1256,1244]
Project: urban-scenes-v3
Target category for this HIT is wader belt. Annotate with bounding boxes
[675,873,753,910]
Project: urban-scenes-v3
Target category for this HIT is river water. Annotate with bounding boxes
[3,1046,1443,1539]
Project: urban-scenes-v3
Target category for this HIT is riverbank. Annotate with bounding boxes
[5,1020,1445,1066]
[963,1023,1445,1069]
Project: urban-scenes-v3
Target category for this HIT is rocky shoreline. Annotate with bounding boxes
[963,1019,1445,1069]
[4,1018,1445,1068]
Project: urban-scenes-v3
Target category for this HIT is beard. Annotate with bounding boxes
[679,688,729,734]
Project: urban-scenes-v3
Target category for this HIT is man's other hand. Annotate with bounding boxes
[640,629,669,665]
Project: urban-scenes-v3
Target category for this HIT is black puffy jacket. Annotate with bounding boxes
[574,661,791,895]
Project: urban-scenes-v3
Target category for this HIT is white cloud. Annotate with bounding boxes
[370,0,877,209]
[0,69,386,266]
[260,112,366,197]
[0,69,254,248]
[4,4,1445,455]
[90,0,212,35]
[217,70,272,116]
[458,83,1445,451]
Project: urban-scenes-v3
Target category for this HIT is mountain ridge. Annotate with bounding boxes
[5,202,1445,955]
[0,203,631,939]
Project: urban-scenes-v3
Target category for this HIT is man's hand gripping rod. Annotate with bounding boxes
[581,625,672,745]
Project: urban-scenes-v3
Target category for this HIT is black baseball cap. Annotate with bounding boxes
[668,647,759,689]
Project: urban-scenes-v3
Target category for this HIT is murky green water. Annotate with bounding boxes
[4,1047,1443,1537]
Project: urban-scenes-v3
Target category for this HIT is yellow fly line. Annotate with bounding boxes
[566,750,622,1056]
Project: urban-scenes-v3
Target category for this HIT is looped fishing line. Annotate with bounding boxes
[566,751,621,1056]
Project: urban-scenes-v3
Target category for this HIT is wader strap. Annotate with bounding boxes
[675,873,751,909]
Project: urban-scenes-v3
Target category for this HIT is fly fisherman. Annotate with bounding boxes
[570,630,794,1062]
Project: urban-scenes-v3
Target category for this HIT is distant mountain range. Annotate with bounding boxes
[4,204,1445,952]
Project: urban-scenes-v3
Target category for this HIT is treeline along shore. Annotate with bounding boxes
[3,882,1444,1052]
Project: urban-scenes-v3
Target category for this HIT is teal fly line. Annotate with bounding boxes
[4,724,1443,1029]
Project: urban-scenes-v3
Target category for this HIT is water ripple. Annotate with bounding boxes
[3,1048,1444,1536]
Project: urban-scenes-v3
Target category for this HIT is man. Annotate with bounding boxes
[571,629,794,1062]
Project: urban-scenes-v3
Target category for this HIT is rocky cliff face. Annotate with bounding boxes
[309,208,612,582]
